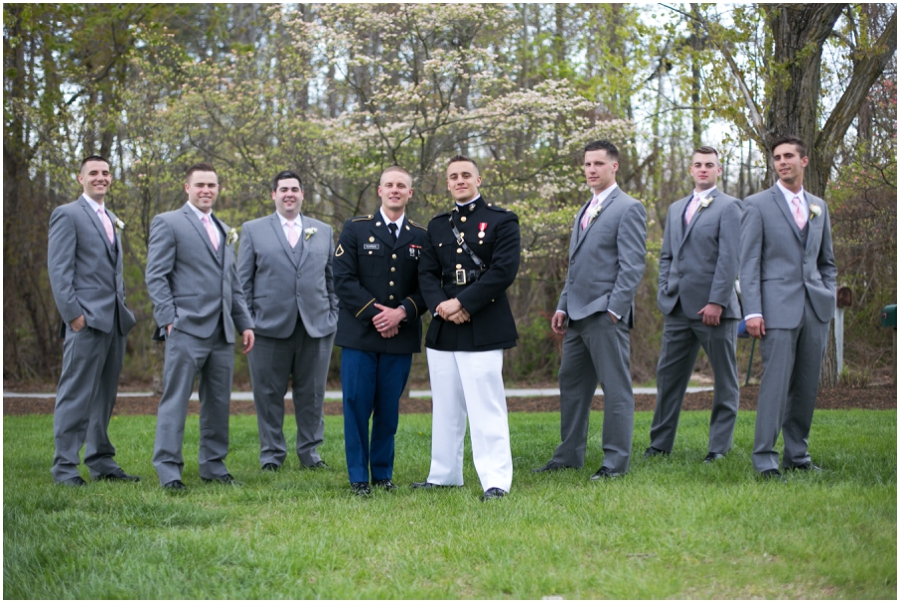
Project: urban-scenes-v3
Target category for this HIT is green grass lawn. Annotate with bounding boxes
[4,409,896,599]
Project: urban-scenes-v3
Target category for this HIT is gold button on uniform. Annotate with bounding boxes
[389,295,394,300]
[368,251,373,255]
[392,254,397,259]
[456,248,462,254]
[389,281,394,287]
[369,236,375,242]
[390,267,396,272]
[455,264,462,269]
[461,216,467,223]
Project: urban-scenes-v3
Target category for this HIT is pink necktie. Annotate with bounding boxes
[684,194,701,225]
[791,196,806,229]
[287,221,298,248]
[581,196,600,230]
[97,208,114,244]
[201,215,219,250]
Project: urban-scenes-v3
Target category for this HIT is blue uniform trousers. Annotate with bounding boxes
[341,347,412,483]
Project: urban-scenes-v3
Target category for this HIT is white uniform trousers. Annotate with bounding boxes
[425,348,513,492]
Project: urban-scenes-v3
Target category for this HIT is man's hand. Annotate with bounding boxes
[166,323,173,336]
[608,311,619,324]
[697,303,723,327]
[69,314,86,332]
[551,311,568,335]
[242,329,255,354]
[380,326,399,339]
[373,303,407,334]
[746,316,765,339]
[448,308,470,324]
[436,298,464,321]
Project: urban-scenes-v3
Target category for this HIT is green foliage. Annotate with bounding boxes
[4,410,897,598]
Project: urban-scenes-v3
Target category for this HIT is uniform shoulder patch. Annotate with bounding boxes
[486,204,509,213]
[351,214,374,222]
[335,243,344,257]
[407,219,427,231]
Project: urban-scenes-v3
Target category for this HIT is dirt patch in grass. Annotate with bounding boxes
[4,385,894,416]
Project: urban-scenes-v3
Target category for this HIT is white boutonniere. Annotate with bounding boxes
[304,227,317,241]
[114,218,125,231]
[697,195,713,212]
[226,227,239,245]
[587,204,603,224]
[809,204,822,219]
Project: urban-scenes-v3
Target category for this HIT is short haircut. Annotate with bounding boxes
[584,140,619,161]
[693,145,719,158]
[771,135,807,158]
[380,166,411,183]
[447,154,479,174]
[81,155,110,169]
[186,162,217,182]
[271,170,303,192]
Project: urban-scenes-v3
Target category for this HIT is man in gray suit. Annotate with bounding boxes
[647,146,741,462]
[534,140,647,479]
[740,135,837,480]
[237,170,339,471]
[145,162,255,490]
[47,155,139,486]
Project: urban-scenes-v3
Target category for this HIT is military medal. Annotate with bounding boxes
[478,222,487,238]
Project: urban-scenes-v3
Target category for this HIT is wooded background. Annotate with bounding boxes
[4,3,896,388]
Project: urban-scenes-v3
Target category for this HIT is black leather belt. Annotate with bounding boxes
[442,269,483,286]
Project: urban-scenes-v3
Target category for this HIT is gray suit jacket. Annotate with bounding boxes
[739,185,837,329]
[557,187,647,326]
[48,195,137,336]
[145,203,253,343]
[658,189,741,319]
[237,213,338,339]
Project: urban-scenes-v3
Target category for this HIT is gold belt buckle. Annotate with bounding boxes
[455,269,467,285]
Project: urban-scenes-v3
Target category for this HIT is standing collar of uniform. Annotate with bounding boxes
[277,211,303,230]
[379,207,404,228]
[82,193,105,213]
[776,180,806,206]
[455,195,483,210]
[185,201,214,221]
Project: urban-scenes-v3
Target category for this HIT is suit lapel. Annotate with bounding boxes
[373,215,395,249]
[78,197,116,263]
[771,187,803,243]
[573,188,619,255]
[184,205,221,263]
[109,208,124,274]
[805,194,824,253]
[393,217,413,251]
[269,213,300,268]
[297,214,311,268]
[669,194,689,245]
[682,190,715,242]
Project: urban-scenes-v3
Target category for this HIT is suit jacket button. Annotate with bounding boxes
[392,254,397,259]
[389,281,394,287]
[390,267,396,272]
[389,295,394,300]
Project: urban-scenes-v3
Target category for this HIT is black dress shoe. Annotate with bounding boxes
[58,476,87,487]
[785,462,822,472]
[759,468,785,482]
[305,460,329,470]
[531,461,574,473]
[97,469,141,482]
[163,480,186,491]
[703,452,726,463]
[373,479,397,491]
[590,466,622,481]
[261,463,280,472]
[480,487,507,501]
[644,446,669,458]
[201,473,242,486]
[351,482,372,496]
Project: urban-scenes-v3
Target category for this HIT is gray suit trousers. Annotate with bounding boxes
[552,312,634,473]
[248,316,335,467]
[753,297,829,472]
[153,324,234,484]
[52,322,126,482]
[650,305,740,454]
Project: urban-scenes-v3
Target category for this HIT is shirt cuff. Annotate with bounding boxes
[608,309,622,320]
[744,313,763,321]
